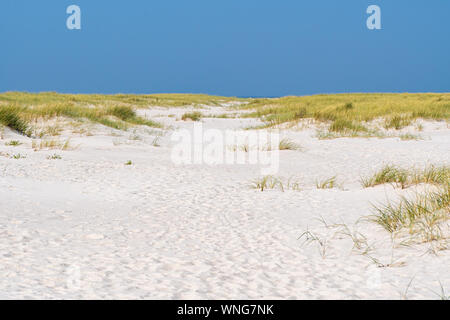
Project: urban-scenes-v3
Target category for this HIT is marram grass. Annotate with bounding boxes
[369,164,450,244]
[372,185,449,242]
[0,92,243,108]
[0,100,162,135]
[361,165,450,189]
[1,92,449,135]
[0,92,247,135]
[240,93,450,128]
[181,111,203,121]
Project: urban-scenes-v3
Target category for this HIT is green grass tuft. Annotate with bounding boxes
[251,176,302,192]
[181,111,203,121]
[329,119,368,133]
[278,138,301,150]
[108,105,136,121]
[316,176,338,189]
[0,102,162,134]
[5,140,21,146]
[384,115,412,130]
[47,154,62,160]
[369,163,449,244]
[361,165,449,189]
[372,186,449,241]
[0,106,29,135]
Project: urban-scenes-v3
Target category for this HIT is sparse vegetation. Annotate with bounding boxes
[316,127,385,140]
[228,138,301,152]
[286,177,302,191]
[0,94,164,136]
[399,133,421,141]
[240,94,449,131]
[329,119,368,133]
[151,135,161,147]
[368,164,449,245]
[128,132,142,141]
[316,176,338,189]
[252,175,283,192]
[277,138,301,151]
[125,160,133,166]
[384,115,412,130]
[32,139,73,151]
[40,124,62,137]
[181,111,202,121]
[251,175,302,192]
[431,282,450,300]
[361,165,409,189]
[2,93,449,139]
[108,105,136,121]
[227,143,251,152]
[0,106,29,135]
[419,165,450,185]
[12,153,26,159]
[5,140,21,146]
[0,92,244,109]
[361,165,449,189]
[298,230,329,259]
[47,154,62,160]
[371,186,449,243]
[239,144,250,152]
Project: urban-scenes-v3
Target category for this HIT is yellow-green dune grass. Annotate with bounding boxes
[240,93,450,132]
[1,92,449,136]
[0,92,243,136]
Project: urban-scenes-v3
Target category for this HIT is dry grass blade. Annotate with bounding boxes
[316,176,337,189]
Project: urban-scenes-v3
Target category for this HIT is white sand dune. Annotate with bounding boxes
[0,107,449,299]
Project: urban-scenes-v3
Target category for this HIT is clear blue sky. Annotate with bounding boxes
[1,0,449,97]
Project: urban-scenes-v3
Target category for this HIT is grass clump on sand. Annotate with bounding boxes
[370,164,449,245]
[3,92,449,138]
[277,138,301,151]
[32,139,73,151]
[317,119,376,139]
[399,133,421,141]
[361,165,409,189]
[329,119,368,133]
[5,140,21,146]
[418,166,450,185]
[252,175,283,192]
[0,92,244,108]
[361,165,449,189]
[383,115,412,130]
[0,92,232,135]
[12,153,26,159]
[108,105,136,121]
[240,93,450,132]
[316,176,338,189]
[251,176,302,192]
[372,185,449,243]
[0,102,162,136]
[264,138,302,151]
[47,154,62,160]
[181,111,202,121]
[0,106,29,135]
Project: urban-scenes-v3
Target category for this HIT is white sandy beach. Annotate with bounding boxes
[0,105,449,299]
